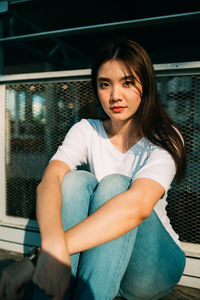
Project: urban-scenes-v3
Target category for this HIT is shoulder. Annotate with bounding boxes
[67,119,96,133]
[135,139,176,192]
[65,119,103,141]
[139,139,174,168]
[87,118,102,129]
[73,118,101,130]
[142,138,173,159]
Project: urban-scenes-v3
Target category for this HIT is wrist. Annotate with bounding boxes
[42,236,68,252]
[41,238,71,266]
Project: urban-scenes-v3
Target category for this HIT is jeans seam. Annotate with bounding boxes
[105,230,134,300]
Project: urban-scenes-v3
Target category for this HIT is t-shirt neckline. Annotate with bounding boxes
[99,120,145,156]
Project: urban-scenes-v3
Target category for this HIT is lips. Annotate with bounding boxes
[111,106,125,112]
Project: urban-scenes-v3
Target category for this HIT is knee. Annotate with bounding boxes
[91,174,131,210]
[120,277,160,300]
[61,170,98,197]
[98,174,131,194]
[120,271,178,300]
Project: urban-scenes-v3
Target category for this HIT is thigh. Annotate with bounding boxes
[119,211,186,300]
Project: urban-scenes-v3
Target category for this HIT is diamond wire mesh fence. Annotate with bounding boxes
[4,72,200,244]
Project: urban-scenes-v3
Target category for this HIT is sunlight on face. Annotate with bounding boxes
[97,59,142,122]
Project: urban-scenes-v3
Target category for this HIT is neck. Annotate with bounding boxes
[103,118,141,153]
[106,119,135,138]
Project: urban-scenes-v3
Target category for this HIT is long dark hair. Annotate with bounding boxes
[91,39,186,182]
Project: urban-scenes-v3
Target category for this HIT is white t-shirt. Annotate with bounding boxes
[51,119,180,246]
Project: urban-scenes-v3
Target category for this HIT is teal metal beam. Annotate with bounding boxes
[0,11,199,43]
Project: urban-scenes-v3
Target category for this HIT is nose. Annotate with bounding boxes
[111,85,122,102]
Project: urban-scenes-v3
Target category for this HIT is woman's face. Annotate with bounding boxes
[97,59,142,123]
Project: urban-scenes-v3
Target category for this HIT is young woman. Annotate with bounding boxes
[0,39,186,300]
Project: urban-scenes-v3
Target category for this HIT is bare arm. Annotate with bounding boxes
[37,166,164,256]
[36,160,71,259]
[33,160,72,299]
[65,178,165,255]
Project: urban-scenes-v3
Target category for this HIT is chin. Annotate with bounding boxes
[111,116,130,122]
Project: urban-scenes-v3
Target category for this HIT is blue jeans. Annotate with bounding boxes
[34,170,186,300]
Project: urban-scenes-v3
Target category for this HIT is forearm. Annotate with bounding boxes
[36,161,71,253]
[64,178,164,255]
[37,178,64,239]
[65,190,145,255]
[36,175,73,265]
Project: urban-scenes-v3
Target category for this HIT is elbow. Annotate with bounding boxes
[129,204,153,226]
[128,193,155,223]
[36,182,42,195]
[141,205,153,220]
[138,210,150,224]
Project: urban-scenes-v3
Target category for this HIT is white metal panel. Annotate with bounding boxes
[0,226,40,248]
[184,257,200,277]
[0,85,6,222]
[154,61,200,71]
[0,62,200,83]
[179,274,200,289]
[0,69,91,82]
[0,217,38,229]
[181,242,200,259]
[0,240,33,253]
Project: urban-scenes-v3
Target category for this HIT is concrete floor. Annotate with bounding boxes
[0,249,200,300]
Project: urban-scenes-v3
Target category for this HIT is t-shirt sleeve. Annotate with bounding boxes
[50,119,88,170]
[134,147,176,192]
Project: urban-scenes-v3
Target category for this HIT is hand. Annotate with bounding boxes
[0,258,34,300]
[32,249,71,300]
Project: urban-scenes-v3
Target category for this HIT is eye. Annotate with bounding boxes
[124,80,134,87]
[98,82,110,89]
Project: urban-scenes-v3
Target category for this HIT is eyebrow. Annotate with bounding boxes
[97,77,111,82]
[97,75,135,82]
